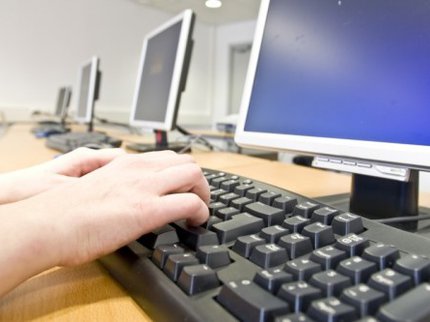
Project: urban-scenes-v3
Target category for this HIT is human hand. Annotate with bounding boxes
[0,147,125,204]
[0,150,209,297]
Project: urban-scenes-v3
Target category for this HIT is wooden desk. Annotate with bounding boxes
[0,123,427,321]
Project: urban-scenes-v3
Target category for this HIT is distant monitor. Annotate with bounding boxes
[127,9,195,152]
[55,86,72,124]
[235,0,430,228]
[76,56,101,131]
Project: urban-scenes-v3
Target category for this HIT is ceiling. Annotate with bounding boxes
[131,0,261,25]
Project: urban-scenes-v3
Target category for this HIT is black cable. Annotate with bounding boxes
[375,214,430,224]
[94,116,136,133]
[176,125,214,151]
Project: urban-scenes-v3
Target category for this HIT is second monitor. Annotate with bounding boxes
[127,9,195,153]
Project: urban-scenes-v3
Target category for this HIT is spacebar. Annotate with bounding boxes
[377,283,430,322]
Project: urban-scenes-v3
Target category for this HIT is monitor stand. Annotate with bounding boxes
[315,170,430,232]
[126,129,191,153]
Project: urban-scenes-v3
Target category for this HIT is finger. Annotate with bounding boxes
[152,163,210,204]
[148,193,209,229]
[119,151,196,172]
[53,147,126,176]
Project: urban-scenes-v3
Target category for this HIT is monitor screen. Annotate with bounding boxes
[129,9,194,131]
[76,56,99,123]
[54,87,67,117]
[235,0,430,170]
[54,86,72,120]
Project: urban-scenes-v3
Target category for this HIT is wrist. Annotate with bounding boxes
[0,199,59,296]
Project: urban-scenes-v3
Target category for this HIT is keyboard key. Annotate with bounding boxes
[278,233,314,259]
[340,284,387,317]
[211,176,230,188]
[367,268,413,300]
[246,187,268,201]
[163,253,199,281]
[301,222,335,249]
[272,196,298,213]
[137,225,179,249]
[208,201,227,216]
[212,213,265,244]
[392,254,430,285]
[336,256,378,285]
[234,184,254,197]
[152,244,185,269]
[307,297,358,322]
[284,258,322,281]
[259,191,282,205]
[310,206,340,225]
[218,192,240,206]
[362,244,400,270]
[274,313,315,322]
[233,234,266,258]
[220,179,240,192]
[260,225,290,243]
[253,267,293,294]
[277,281,322,313]
[332,212,364,235]
[245,202,286,226]
[172,220,219,250]
[177,264,220,295]
[335,233,369,257]
[292,202,320,218]
[205,172,225,184]
[200,215,222,230]
[217,279,290,322]
[230,196,254,211]
[308,270,352,297]
[196,245,231,268]
[376,283,430,322]
[210,188,228,201]
[309,246,348,270]
[250,243,288,268]
[282,216,310,233]
[216,206,240,220]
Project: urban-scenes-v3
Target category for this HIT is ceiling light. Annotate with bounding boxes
[205,0,222,9]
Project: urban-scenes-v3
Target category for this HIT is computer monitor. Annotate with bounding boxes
[235,0,430,228]
[127,9,195,153]
[55,86,72,125]
[75,56,101,131]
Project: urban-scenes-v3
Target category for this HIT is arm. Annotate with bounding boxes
[0,150,209,297]
[0,147,125,205]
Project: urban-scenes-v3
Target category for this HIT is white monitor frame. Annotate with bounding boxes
[129,9,193,131]
[75,56,99,124]
[235,0,430,171]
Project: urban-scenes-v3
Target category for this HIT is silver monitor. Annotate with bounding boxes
[75,56,100,125]
[128,10,195,152]
[235,0,430,225]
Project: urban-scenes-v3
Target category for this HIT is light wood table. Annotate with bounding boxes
[0,123,428,321]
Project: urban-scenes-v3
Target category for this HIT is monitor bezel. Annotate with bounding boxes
[129,9,194,131]
[75,56,99,124]
[235,0,430,171]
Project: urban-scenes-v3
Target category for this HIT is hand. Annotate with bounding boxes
[0,150,210,297]
[0,147,125,204]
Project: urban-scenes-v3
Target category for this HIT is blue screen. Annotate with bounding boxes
[244,0,430,146]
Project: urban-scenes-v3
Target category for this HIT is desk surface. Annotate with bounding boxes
[0,123,428,321]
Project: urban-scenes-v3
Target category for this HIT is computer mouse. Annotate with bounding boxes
[83,143,105,150]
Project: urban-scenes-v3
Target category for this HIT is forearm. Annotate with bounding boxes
[0,201,58,297]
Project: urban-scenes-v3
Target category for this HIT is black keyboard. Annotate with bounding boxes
[46,131,122,152]
[99,169,430,322]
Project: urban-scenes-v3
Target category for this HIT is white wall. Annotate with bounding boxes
[0,0,213,125]
[212,20,256,125]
